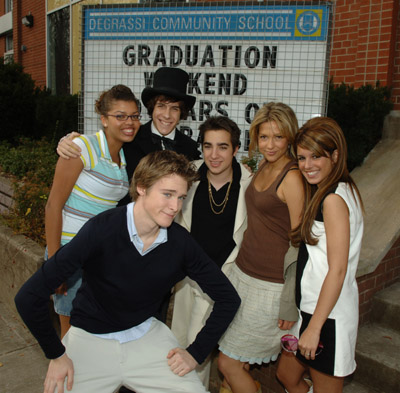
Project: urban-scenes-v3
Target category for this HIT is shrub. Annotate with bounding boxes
[35,89,79,143]
[327,81,393,170]
[0,61,39,142]
[0,138,57,245]
[0,60,78,144]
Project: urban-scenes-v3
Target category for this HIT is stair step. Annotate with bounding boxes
[370,281,400,333]
[354,323,400,392]
[343,378,380,393]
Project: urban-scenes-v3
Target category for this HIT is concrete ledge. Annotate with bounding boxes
[351,139,400,277]
[383,110,400,140]
[0,175,14,214]
[0,223,44,313]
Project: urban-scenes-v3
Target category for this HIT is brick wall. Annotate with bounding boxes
[391,2,400,109]
[0,1,8,58]
[357,235,400,325]
[13,0,46,87]
[330,0,400,110]
[0,36,5,56]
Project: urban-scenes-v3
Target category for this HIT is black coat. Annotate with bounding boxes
[119,121,201,206]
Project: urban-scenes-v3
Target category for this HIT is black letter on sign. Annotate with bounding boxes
[233,74,247,95]
[244,129,250,151]
[185,45,199,66]
[218,74,231,95]
[219,45,233,67]
[170,45,183,67]
[216,101,229,116]
[201,45,215,67]
[263,46,277,68]
[123,45,135,66]
[188,107,196,121]
[245,103,260,124]
[199,100,213,121]
[138,45,151,66]
[204,73,216,95]
[188,73,202,94]
[234,46,242,67]
[153,45,167,67]
[143,72,154,88]
[244,46,260,68]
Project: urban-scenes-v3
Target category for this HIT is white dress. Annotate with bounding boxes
[295,182,364,377]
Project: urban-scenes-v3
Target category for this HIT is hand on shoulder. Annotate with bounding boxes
[57,132,82,160]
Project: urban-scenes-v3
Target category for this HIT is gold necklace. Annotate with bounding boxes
[208,178,233,215]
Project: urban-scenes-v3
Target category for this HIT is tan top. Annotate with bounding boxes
[236,160,296,283]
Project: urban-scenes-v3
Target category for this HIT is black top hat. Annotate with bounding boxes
[141,67,196,110]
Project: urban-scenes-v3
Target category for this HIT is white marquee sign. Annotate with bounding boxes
[82,4,331,154]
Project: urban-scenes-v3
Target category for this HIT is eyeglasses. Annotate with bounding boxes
[280,334,324,355]
[107,114,142,122]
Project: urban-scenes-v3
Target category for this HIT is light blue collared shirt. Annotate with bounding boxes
[93,202,168,343]
[127,202,168,255]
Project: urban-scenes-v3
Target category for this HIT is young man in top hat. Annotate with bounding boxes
[58,67,201,207]
[15,150,240,393]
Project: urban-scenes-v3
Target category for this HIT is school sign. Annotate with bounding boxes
[82,4,331,153]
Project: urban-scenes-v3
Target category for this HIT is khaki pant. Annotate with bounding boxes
[60,320,208,393]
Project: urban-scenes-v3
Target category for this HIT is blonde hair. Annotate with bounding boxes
[293,117,364,246]
[129,150,198,201]
[248,102,299,159]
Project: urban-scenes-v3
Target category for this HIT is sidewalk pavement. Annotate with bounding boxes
[0,301,49,393]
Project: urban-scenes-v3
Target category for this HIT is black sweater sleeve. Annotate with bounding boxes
[15,218,95,359]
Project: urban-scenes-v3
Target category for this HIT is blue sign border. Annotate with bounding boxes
[84,5,330,41]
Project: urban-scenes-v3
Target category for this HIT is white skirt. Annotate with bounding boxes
[219,263,293,364]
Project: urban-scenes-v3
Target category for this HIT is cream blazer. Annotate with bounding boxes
[171,160,252,353]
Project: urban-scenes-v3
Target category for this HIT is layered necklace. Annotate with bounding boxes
[207,177,233,215]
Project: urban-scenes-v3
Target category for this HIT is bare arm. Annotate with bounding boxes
[45,156,83,258]
[57,132,82,159]
[278,169,304,329]
[279,168,304,230]
[298,194,350,359]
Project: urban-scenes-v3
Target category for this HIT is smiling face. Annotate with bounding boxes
[151,99,182,136]
[137,174,188,229]
[297,146,338,187]
[101,100,141,146]
[258,121,289,164]
[202,129,238,179]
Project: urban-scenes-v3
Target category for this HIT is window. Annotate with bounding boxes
[5,34,13,52]
[47,7,70,95]
[5,0,13,13]
[4,33,13,64]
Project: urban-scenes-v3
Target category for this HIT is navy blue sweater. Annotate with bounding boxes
[15,206,240,363]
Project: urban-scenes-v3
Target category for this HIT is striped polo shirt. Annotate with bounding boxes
[61,130,129,245]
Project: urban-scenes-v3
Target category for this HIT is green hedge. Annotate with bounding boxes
[0,138,57,245]
[327,80,393,171]
[0,61,78,144]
